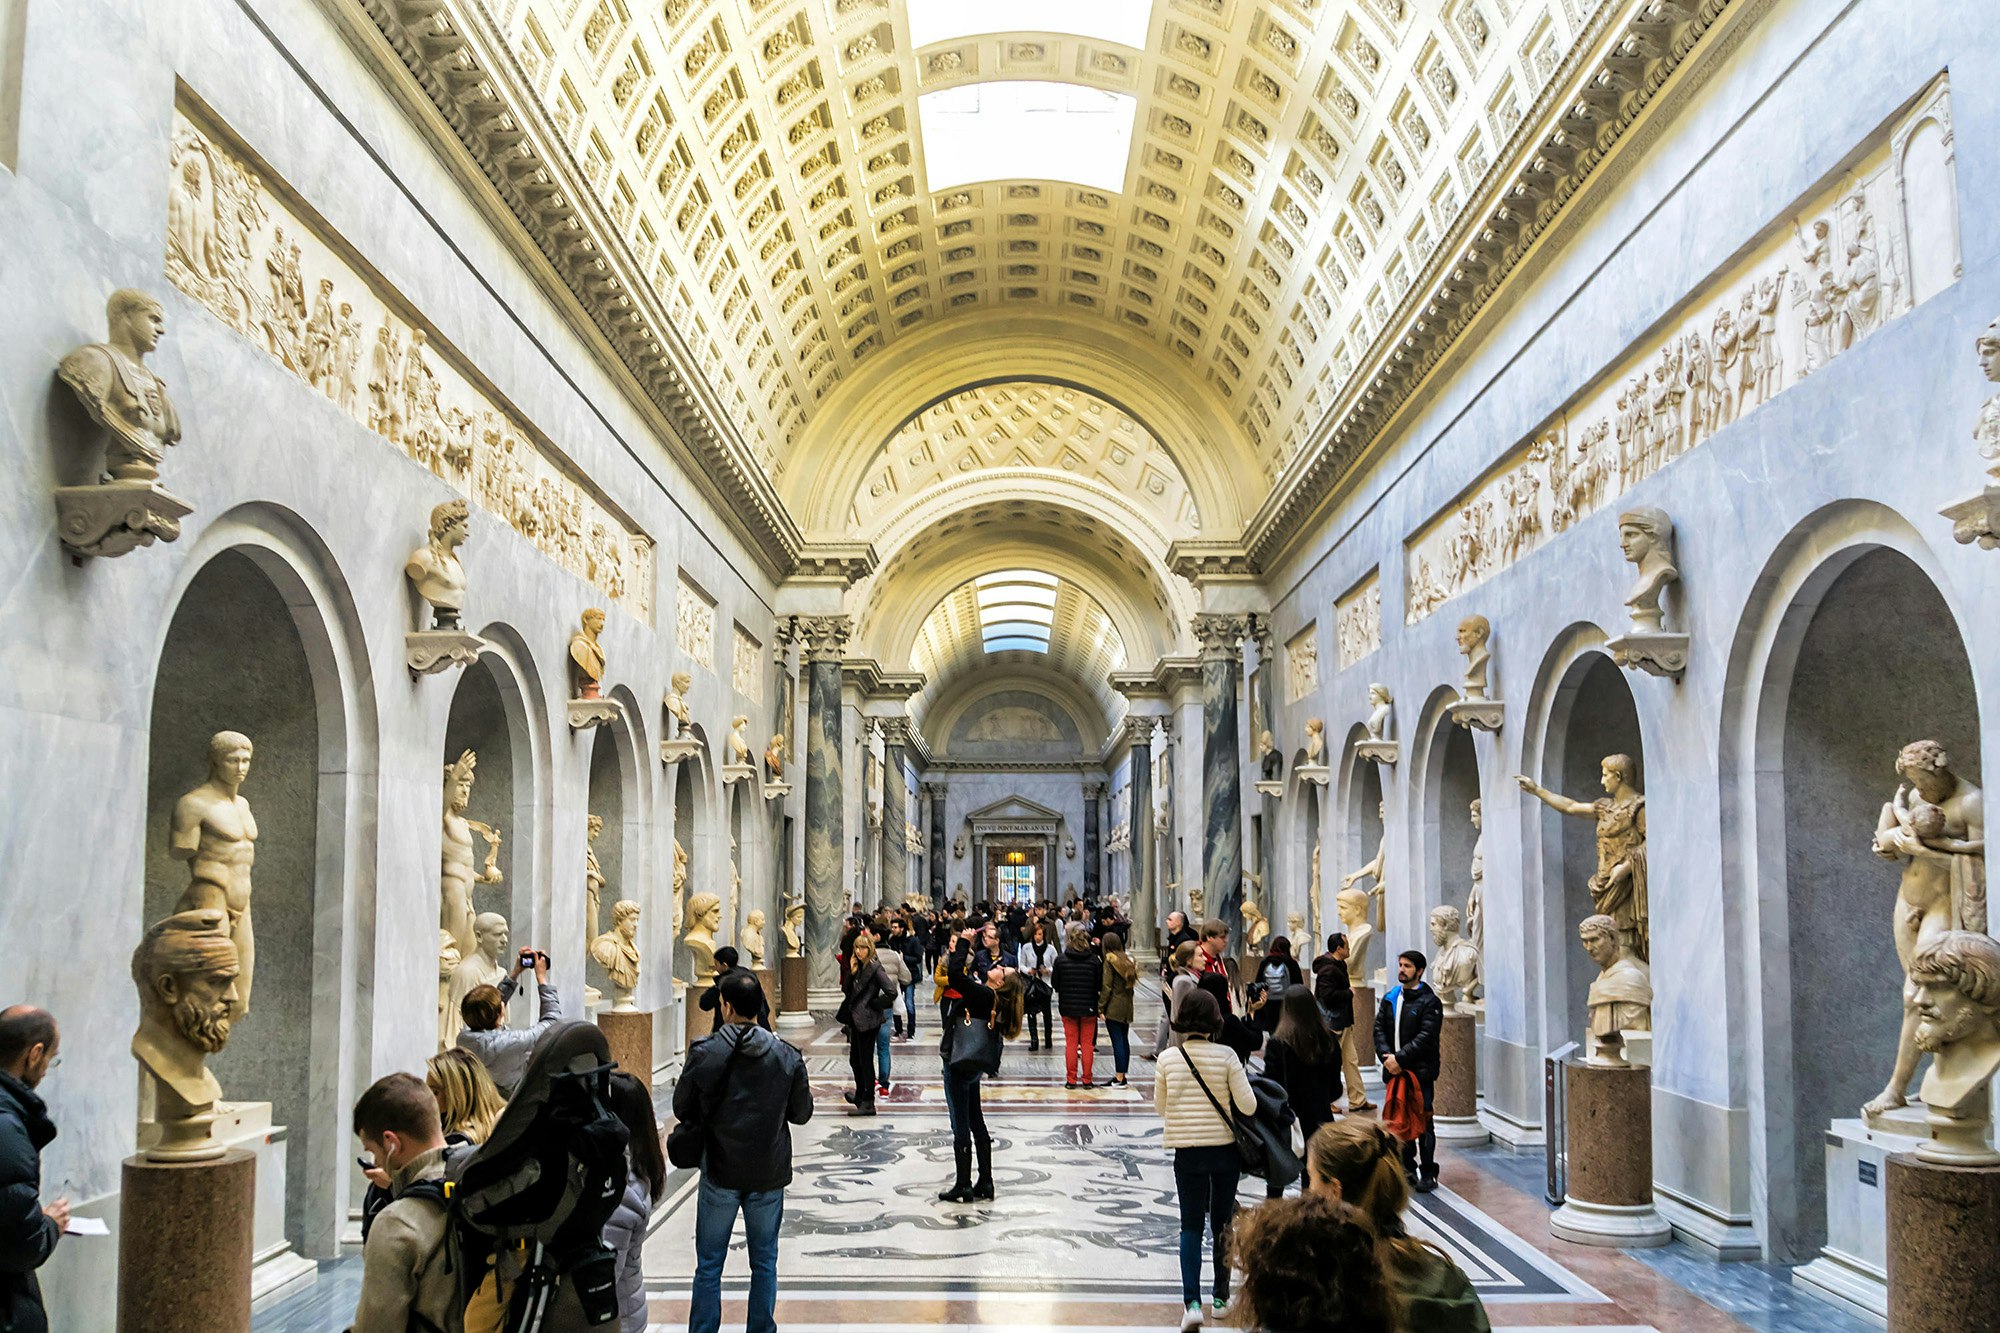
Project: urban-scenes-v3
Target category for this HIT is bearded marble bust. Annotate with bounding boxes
[131,908,241,1159]
[1910,929,2000,1163]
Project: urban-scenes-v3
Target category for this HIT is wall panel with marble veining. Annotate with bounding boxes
[1403,74,1960,624]
[164,101,657,619]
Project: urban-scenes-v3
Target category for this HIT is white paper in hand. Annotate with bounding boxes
[64,1217,110,1237]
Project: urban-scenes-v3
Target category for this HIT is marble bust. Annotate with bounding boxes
[444,912,510,1048]
[1241,897,1269,950]
[1580,913,1652,1065]
[171,731,259,1019]
[665,672,693,736]
[1364,684,1394,741]
[569,608,607,699]
[1616,506,1680,633]
[58,288,180,482]
[1516,756,1649,960]
[743,909,768,970]
[590,900,642,1012]
[1429,905,1480,1012]
[131,908,240,1160]
[765,732,788,780]
[1337,888,1375,985]
[1303,717,1326,765]
[684,892,723,984]
[728,715,752,765]
[405,498,470,630]
[1908,929,2000,1163]
[1975,316,2000,476]
[1256,729,1281,782]
[1457,615,1492,700]
[782,897,804,957]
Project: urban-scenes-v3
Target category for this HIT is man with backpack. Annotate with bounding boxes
[676,971,813,1333]
[1373,950,1444,1193]
[349,1072,460,1333]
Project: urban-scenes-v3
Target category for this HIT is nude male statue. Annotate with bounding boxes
[171,731,259,1018]
[440,749,505,958]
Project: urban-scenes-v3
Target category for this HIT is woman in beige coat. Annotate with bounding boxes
[1154,988,1256,1330]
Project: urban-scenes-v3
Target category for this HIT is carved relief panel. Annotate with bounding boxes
[1335,573,1382,669]
[731,624,764,701]
[676,575,716,669]
[1286,623,1320,703]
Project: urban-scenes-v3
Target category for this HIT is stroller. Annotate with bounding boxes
[447,1021,632,1330]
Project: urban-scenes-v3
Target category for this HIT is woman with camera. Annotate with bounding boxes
[841,934,891,1117]
[939,928,1023,1202]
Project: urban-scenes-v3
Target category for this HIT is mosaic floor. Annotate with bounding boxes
[257,980,1880,1332]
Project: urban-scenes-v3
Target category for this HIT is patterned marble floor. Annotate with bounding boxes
[256,980,1880,1332]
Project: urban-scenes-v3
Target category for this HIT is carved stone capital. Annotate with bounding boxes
[1123,716,1157,743]
[1083,782,1108,799]
[797,615,852,662]
[881,716,912,746]
[1191,612,1251,661]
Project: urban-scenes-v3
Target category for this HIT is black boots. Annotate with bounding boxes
[970,1140,994,1200]
[939,1146,974,1202]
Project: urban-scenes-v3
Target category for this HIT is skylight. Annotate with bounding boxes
[906,0,1155,50]
[918,82,1138,194]
[976,570,1058,653]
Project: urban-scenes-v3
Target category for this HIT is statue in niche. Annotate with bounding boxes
[1457,615,1492,699]
[1864,739,1987,1118]
[728,715,752,766]
[1616,507,1680,634]
[1303,718,1326,766]
[569,608,607,699]
[1241,894,1269,951]
[1466,799,1486,991]
[1516,756,1649,961]
[1364,684,1394,741]
[405,498,470,630]
[1337,888,1375,985]
[1975,317,2000,477]
[1429,906,1480,1013]
[1341,802,1389,912]
[1287,912,1305,941]
[743,909,768,970]
[439,750,504,958]
[171,731,259,1019]
[1907,930,2000,1163]
[664,672,693,737]
[1580,913,1652,1065]
[1310,843,1324,943]
[684,892,723,985]
[590,901,641,1012]
[59,289,181,483]
[672,839,689,936]
[437,928,462,1039]
[131,908,241,1160]
[444,913,511,1048]
[765,732,788,781]
[782,896,804,958]
[585,814,605,940]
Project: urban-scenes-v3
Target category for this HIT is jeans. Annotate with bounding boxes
[1106,1019,1130,1076]
[1062,1015,1097,1084]
[848,1026,877,1105]
[690,1176,785,1333]
[901,982,919,1035]
[942,1065,990,1150]
[1173,1144,1239,1306]
[875,1023,894,1083]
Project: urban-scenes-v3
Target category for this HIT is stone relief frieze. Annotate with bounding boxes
[1336,574,1383,669]
[731,624,764,701]
[1286,623,1320,703]
[1405,77,1959,624]
[675,575,716,669]
[164,108,655,620]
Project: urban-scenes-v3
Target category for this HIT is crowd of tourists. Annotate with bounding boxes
[0,892,1480,1333]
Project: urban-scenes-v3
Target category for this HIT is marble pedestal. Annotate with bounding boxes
[598,1008,653,1079]
[1885,1153,2000,1333]
[1550,1060,1670,1247]
[1351,986,1378,1072]
[1435,1013,1487,1144]
[755,966,777,1013]
[685,982,714,1051]
[1794,1114,1925,1320]
[136,1102,313,1308]
[778,956,812,1030]
[118,1148,255,1332]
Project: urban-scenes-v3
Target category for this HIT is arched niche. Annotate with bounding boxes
[583,719,629,1001]
[1724,519,1979,1263]
[1415,689,1483,926]
[1337,725,1386,976]
[144,526,371,1260]
[1286,754,1326,948]
[669,730,714,982]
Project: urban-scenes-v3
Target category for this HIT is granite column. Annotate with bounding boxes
[1126,718,1156,952]
[882,719,910,907]
[925,781,946,901]
[800,616,849,1002]
[1083,781,1103,901]
[1194,613,1250,952]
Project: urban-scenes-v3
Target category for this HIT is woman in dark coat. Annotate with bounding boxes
[1261,984,1341,1197]
[939,932,1023,1201]
[1051,925,1105,1088]
[841,934,890,1116]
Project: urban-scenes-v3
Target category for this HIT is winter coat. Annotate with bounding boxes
[1312,953,1354,1030]
[350,1145,461,1333]
[672,1023,813,1192]
[0,1073,57,1333]
[601,1170,654,1333]
[1098,950,1139,1024]
[842,960,891,1033]
[1153,1037,1256,1148]
[875,950,912,990]
[1051,947,1104,1018]
[1374,981,1444,1083]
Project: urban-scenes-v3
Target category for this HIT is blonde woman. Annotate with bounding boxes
[841,933,891,1116]
[424,1047,505,1143]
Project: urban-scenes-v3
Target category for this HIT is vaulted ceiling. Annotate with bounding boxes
[909,569,1129,736]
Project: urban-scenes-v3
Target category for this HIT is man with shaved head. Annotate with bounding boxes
[0,1005,65,1332]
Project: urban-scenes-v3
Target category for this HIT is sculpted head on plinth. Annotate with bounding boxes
[686,892,723,939]
[671,671,692,696]
[1429,905,1461,951]
[746,909,766,932]
[611,899,641,940]
[429,498,468,552]
[472,912,509,964]
[1336,887,1370,928]
[1579,914,1620,971]
[1911,931,2000,1069]
[131,908,240,1125]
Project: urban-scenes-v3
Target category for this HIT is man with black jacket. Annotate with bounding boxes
[0,1007,64,1333]
[888,917,925,1038]
[697,946,772,1034]
[1313,933,1371,1113]
[1373,950,1444,1191]
[678,971,813,1333]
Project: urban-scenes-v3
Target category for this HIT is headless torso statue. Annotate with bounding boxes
[171,732,259,1018]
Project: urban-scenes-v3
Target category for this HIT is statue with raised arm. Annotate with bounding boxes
[405,499,470,630]
[1864,739,1987,1118]
[171,731,259,1019]
[591,900,642,1011]
[1341,801,1389,911]
[440,749,504,958]
[1516,755,1649,961]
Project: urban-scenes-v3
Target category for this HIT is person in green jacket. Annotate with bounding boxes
[1097,932,1140,1086]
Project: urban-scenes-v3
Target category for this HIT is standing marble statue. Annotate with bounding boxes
[1457,615,1492,699]
[1516,756,1649,960]
[131,908,240,1159]
[1974,316,2000,476]
[1466,799,1486,990]
[672,839,689,937]
[1340,802,1389,924]
[584,813,605,941]
[1337,888,1376,984]
[444,913,511,1048]
[782,896,804,958]
[1310,843,1324,944]
[1617,507,1680,634]
[1865,739,1987,1117]
[1906,930,2000,1163]
[1579,914,1652,1065]
[1429,905,1481,1013]
[743,909,768,970]
[171,731,259,1019]
[570,608,607,699]
[405,499,470,630]
[665,672,693,736]
[590,901,642,1012]
[439,750,504,959]
[684,892,722,984]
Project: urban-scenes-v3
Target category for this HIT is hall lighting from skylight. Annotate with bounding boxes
[976,570,1058,653]
[918,82,1138,193]
[906,0,1155,51]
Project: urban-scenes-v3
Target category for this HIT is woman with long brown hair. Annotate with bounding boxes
[1227,1194,1397,1333]
[1305,1119,1491,1332]
[841,933,891,1117]
[1098,931,1140,1086]
[938,928,1023,1202]
[1262,984,1340,1198]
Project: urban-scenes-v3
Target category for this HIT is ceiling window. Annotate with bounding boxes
[907,0,1155,50]
[976,569,1058,653]
[918,82,1138,193]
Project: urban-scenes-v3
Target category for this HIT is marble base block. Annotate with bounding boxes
[135,1103,312,1306]
[1605,630,1689,680]
[118,1148,255,1332]
[1351,986,1378,1071]
[755,966,777,1013]
[1551,1060,1669,1247]
[778,957,812,1029]
[1435,1013,1487,1144]
[1793,1115,1926,1320]
[598,1008,653,1079]
[685,982,714,1050]
[1885,1153,2000,1333]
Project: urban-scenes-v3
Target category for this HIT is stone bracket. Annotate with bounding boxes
[1253,779,1284,798]
[53,480,193,559]
[1606,631,1689,680]
[1449,699,1506,732]
[1940,485,2000,549]
[1356,740,1400,766]
[568,697,621,732]
[658,736,702,765]
[720,762,757,786]
[1293,763,1331,788]
[405,629,487,676]
[763,779,792,801]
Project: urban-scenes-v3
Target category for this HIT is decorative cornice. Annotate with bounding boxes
[840,657,884,693]
[350,0,803,574]
[868,672,926,703]
[1166,540,1260,585]
[1243,0,1742,569]
[791,541,880,587]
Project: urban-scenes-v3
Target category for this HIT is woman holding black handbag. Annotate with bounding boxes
[938,931,1022,1202]
[841,934,893,1116]
[1017,921,1058,1051]
[1154,988,1258,1329]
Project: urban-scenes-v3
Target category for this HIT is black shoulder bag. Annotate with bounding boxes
[1179,1045,1299,1185]
[666,1031,748,1169]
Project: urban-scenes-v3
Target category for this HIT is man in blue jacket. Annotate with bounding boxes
[1373,951,1444,1192]
[0,1007,66,1333]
